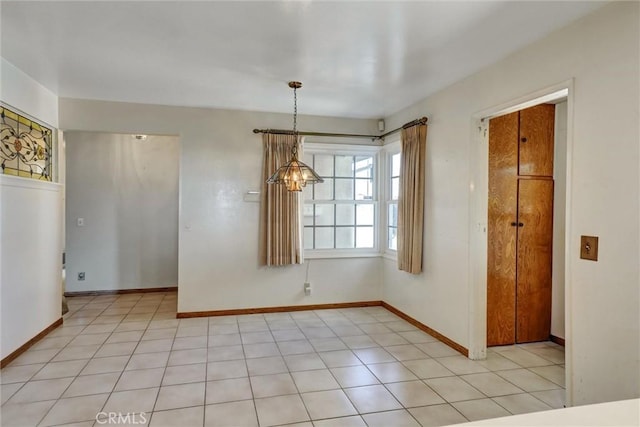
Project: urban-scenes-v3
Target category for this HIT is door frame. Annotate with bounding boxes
[467,79,575,406]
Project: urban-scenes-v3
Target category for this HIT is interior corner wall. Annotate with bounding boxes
[382,2,639,406]
[64,132,179,292]
[58,101,383,311]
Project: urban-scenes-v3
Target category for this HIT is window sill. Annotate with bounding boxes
[304,249,381,259]
[382,251,397,262]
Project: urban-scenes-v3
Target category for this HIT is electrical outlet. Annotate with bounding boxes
[78,272,85,281]
[304,282,311,296]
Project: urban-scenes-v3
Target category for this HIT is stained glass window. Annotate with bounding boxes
[0,106,53,181]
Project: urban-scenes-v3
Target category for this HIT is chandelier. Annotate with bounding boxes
[266,81,324,192]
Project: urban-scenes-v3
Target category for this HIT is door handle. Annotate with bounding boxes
[510,222,524,227]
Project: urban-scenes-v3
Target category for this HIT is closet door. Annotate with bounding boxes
[519,104,555,177]
[516,179,554,343]
[487,112,519,346]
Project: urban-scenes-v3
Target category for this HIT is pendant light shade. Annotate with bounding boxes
[266,81,324,192]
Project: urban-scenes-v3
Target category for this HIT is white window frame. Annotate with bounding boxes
[302,142,381,259]
[382,140,401,260]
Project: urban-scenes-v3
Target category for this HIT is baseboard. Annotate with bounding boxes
[1,318,63,368]
[177,299,468,357]
[381,301,469,357]
[177,301,384,318]
[550,334,565,346]
[64,286,178,297]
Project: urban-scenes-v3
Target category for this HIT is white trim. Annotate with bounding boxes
[304,142,382,155]
[467,79,574,406]
[0,174,63,192]
[304,249,381,259]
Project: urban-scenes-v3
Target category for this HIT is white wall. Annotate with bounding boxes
[1,58,58,128]
[0,57,63,360]
[382,2,639,406]
[1,176,63,359]
[58,101,382,311]
[64,132,179,292]
[551,101,567,339]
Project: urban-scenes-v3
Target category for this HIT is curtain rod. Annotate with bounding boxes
[252,116,428,141]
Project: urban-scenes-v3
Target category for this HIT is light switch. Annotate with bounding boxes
[580,235,598,261]
[77,218,84,227]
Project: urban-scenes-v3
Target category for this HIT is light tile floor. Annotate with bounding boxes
[0,292,565,426]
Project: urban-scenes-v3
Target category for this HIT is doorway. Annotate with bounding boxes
[467,83,573,403]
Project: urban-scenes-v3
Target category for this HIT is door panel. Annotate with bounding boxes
[487,112,519,346]
[516,178,554,343]
[519,104,555,177]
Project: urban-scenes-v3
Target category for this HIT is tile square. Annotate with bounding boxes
[150,405,204,427]
[1,382,24,404]
[330,325,364,337]
[205,400,258,427]
[173,335,208,350]
[168,348,208,366]
[398,330,438,344]
[452,398,511,421]
[207,360,248,380]
[81,323,118,334]
[492,393,553,414]
[496,347,554,367]
[529,365,566,387]
[301,389,357,420]
[255,394,310,427]
[531,389,566,409]
[386,380,445,407]
[8,349,59,366]
[51,345,99,362]
[291,369,340,393]
[244,342,280,358]
[95,341,138,358]
[437,355,491,375]
[416,341,461,358]
[0,363,45,384]
[370,333,409,347]
[409,403,468,426]
[32,360,88,380]
[68,333,110,347]
[319,350,362,368]
[106,330,144,344]
[241,331,274,344]
[206,377,253,404]
[62,372,120,398]
[362,409,421,427]
[9,377,74,403]
[40,393,110,426]
[155,382,206,411]
[402,359,455,379]
[367,362,418,383]
[341,335,378,349]
[207,344,245,362]
[384,344,428,361]
[246,356,288,376]
[32,336,74,350]
[115,367,165,391]
[162,363,207,385]
[302,327,336,339]
[460,372,524,397]
[114,321,149,332]
[353,347,396,364]
[103,387,158,414]
[496,368,561,392]
[344,384,402,413]
[272,329,306,342]
[250,373,298,398]
[209,333,242,347]
[425,376,485,402]
[126,352,169,370]
[284,353,326,372]
[0,399,56,426]
[358,323,392,334]
[277,339,315,355]
[310,338,347,352]
[210,324,239,335]
[330,365,379,388]
[239,321,269,332]
[477,352,522,371]
[81,355,129,375]
[135,339,174,354]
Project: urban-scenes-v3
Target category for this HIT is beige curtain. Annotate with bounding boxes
[397,124,427,274]
[259,133,303,266]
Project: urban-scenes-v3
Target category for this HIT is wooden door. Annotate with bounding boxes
[516,179,554,343]
[487,112,519,346]
[519,104,555,177]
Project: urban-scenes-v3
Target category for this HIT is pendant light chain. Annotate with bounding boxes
[292,85,298,156]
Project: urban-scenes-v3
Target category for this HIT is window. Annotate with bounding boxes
[302,145,379,256]
[387,151,401,251]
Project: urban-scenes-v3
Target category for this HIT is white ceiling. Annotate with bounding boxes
[1,1,605,119]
